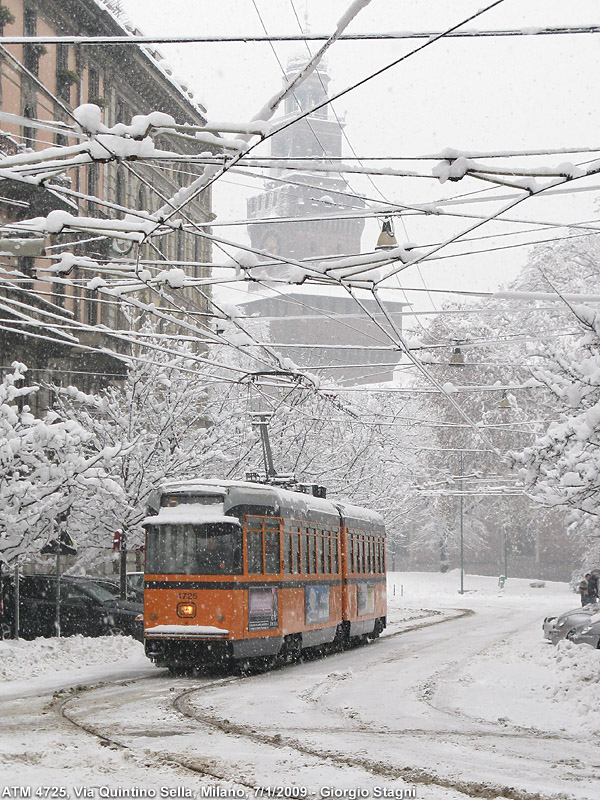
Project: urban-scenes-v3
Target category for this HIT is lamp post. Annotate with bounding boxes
[459,450,464,595]
[449,346,465,593]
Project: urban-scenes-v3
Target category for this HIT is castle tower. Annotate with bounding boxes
[246,54,365,263]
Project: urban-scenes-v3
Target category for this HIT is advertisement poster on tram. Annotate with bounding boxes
[305,585,330,624]
[248,587,279,630]
[357,583,375,616]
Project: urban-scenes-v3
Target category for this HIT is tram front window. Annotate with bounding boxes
[145,523,242,575]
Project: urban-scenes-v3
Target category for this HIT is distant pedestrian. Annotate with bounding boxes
[578,574,591,606]
[588,570,600,603]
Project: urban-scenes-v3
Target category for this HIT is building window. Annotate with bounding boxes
[115,167,126,218]
[23,9,42,76]
[194,237,203,279]
[116,98,127,124]
[52,280,66,309]
[87,162,99,214]
[18,256,34,290]
[56,44,70,101]
[85,288,98,326]
[137,184,146,212]
[88,65,100,103]
[23,105,35,148]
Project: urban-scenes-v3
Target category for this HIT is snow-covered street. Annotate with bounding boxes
[2,572,598,800]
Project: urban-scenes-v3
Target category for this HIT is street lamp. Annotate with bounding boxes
[449,346,465,365]
[497,390,512,409]
[375,217,398,250]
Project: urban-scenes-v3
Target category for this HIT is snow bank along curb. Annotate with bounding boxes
[0,634,144,682]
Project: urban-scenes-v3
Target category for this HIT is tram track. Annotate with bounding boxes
[168,612,582,800]
[56,675,260,789]
[53,607,472,792]
[52,606,579,800]
[50,604,593,800]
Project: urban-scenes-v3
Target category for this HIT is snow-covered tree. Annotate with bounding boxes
[51,333,254,566]
[0,363,119,564]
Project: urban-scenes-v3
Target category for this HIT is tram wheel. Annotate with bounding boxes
[167,664,193,676]
[282,634,302,664]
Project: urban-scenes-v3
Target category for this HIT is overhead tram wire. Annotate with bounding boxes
[0,1,568,432]
[0,47,326,379]
[287,0,398,228]
[373,160,600,286]
[1,25,598,44]
[137,1,509,249]
[250,0,361,219]
[285,0,431,328]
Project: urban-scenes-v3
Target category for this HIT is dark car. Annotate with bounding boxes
[0,574,143,641]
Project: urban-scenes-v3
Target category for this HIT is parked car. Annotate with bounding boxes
[570,612,600,648]
[543,602,600,645]
[126,571,144,602]
[0,574,143,641]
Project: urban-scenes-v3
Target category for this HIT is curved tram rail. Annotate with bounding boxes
[54,609,562,800]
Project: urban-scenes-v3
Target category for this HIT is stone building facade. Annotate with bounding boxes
[0,0,213,403]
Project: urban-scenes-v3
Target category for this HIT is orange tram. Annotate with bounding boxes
[143,479,387,672]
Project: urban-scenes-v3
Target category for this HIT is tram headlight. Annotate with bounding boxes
[177,602,197,618]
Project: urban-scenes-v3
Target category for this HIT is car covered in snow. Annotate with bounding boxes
[570,611,600,649]
[0,574,143,641]
[543,602,600,645]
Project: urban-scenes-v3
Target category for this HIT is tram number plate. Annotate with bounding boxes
[177,592,198,600]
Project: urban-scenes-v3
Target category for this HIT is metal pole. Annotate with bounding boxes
[258,418,276,478]
[120,530,127,599]
[55,548,61,638]
[14,564,19,640]
[504,531,508,578]
[459,450,464,595]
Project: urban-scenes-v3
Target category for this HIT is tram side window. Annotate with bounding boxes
[292,531,300,573]
[332,535,339,573]
[358,535,364,574]
[376,539,381,573]
[323,534,331,574]
[247,529,263,574]
[369,538,374,573]
[308,533,316,574]
[264,520,280,574]
[317,534,324,574]
[302,533,310,574]
[284,531,292,573]
[348,534,354,573]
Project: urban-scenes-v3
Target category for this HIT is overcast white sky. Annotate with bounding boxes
[120,0,600,312]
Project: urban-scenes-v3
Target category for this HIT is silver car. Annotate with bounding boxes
[544,602,600,645]
[571,612,600,648]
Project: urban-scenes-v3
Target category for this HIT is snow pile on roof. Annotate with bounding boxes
[0,634,143,682]
[93,0,206,115]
